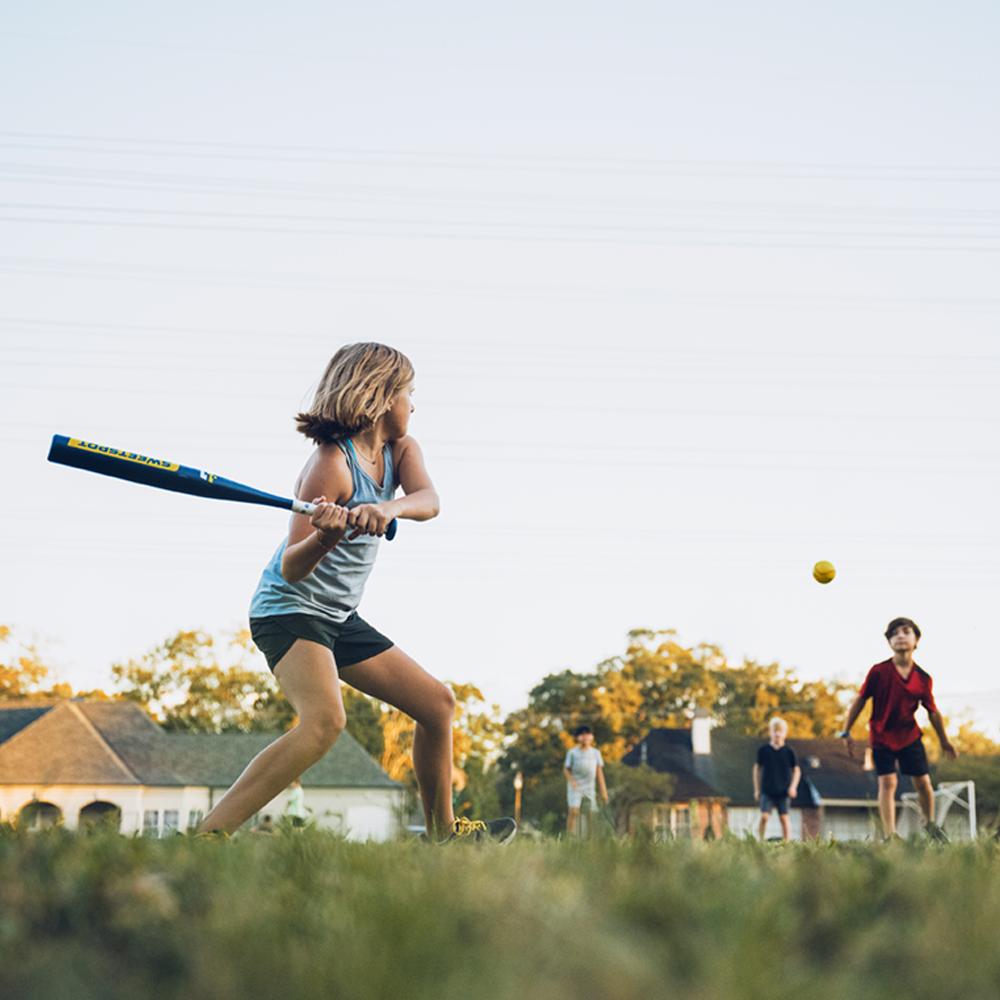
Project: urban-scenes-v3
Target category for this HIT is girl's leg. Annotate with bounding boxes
[198,640,345,834]
[341,646,456,840]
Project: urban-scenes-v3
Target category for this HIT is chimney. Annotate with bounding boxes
[691,708,711,756]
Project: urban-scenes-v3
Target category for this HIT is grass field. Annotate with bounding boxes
[2,828,999,1000]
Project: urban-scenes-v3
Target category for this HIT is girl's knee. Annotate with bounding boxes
[300,706,346,754]
[417,681,455,730]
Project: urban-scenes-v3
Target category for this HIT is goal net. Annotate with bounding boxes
[899,780,978,840]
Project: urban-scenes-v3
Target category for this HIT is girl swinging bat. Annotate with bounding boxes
[198,342,515,844]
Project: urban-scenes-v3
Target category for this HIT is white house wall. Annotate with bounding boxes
[0,785,208,835]
[249,786,404,841]
[728,804,880,841]
[727,806,803,840]
[1,784,403,841]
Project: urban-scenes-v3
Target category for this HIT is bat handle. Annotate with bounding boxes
[291,499,397,542]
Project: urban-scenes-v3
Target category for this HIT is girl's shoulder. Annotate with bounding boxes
[390,434,418,462]
[294,443,354,503]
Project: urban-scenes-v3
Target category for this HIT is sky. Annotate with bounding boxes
[2,2,999,735]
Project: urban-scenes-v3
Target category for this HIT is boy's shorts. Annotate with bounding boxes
[250,612,394,673]
[567,784,597,809]
[872,737,929,777]
[760,793,790,815]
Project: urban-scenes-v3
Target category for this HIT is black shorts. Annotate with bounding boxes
[760,793,790,815]
[872,737,929,777]
[249,612,394,673]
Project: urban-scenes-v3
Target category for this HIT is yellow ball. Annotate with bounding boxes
[813,560,836,584]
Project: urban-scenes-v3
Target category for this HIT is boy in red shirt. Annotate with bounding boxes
[839,617,957,840]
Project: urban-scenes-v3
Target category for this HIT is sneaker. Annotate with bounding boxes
[924,822,949,843]
[193,829,231,841]
[444,816,517,845]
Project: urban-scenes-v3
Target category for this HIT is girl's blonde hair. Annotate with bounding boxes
[296,343,414,444]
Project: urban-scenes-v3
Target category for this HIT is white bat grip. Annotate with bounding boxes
[291,499,317,515]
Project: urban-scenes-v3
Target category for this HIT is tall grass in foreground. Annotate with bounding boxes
[1,828,998,1000]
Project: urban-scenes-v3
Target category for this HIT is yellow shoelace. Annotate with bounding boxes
[452,817,489,837]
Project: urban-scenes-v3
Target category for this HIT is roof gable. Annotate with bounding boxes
[0,702,139,785]
[622,729,727,800]
[0,700,401,789]
[0,705,55,744]
[78,702,184,784]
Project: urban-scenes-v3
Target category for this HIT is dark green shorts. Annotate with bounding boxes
[249,612,394,673]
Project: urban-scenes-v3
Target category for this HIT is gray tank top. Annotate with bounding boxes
[249,440,397,622]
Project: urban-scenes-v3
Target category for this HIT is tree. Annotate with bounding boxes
[603,762,676,833]
[450,682,505,818]
[341,687,385,759]
[0,625,52,699]
[335,681,507,799]
[593,630,724,757]
[935,753,1000,830]
[112,628,294,733]
[713,658,853,738]
[950,721,1000,757]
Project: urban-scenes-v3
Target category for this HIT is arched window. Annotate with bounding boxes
[18,801,63,830]
[79,800,122,832]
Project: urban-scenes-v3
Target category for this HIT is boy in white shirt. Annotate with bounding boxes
[564,725,609,836]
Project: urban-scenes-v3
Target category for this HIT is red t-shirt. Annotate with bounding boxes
[859,658,938,751]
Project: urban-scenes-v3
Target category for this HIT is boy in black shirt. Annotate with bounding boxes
[753,717,800,841]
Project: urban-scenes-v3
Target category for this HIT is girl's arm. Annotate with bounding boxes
[390,436,440,520]
[351,436,439,536]
[281,448,354,583]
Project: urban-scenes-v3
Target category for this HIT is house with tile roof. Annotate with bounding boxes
[621,711,928,840]
[0,700,404,840]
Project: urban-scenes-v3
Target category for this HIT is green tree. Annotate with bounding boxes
[593,630,724,757]
[341,687,385,759]
[336,681,507,801]
[603,762,676,833]
[714,658,853,738]
[935,753,1000,830]
[112,628,294,732]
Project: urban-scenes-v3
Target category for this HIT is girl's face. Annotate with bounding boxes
[383,382,415,439]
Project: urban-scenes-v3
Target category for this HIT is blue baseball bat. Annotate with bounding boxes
[47,434,397,540]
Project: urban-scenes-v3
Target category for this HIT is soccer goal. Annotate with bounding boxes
[899,781,978,840]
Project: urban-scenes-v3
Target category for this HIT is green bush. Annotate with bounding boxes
[1,826,998,1000]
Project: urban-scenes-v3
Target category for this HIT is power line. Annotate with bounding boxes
[4,201,998,244]
[3,131,999,181]
[3,165,998,224]
[3,203,999,250]
[4,214,998,251]
[3,268,1000,313]
[5,199,997,232]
